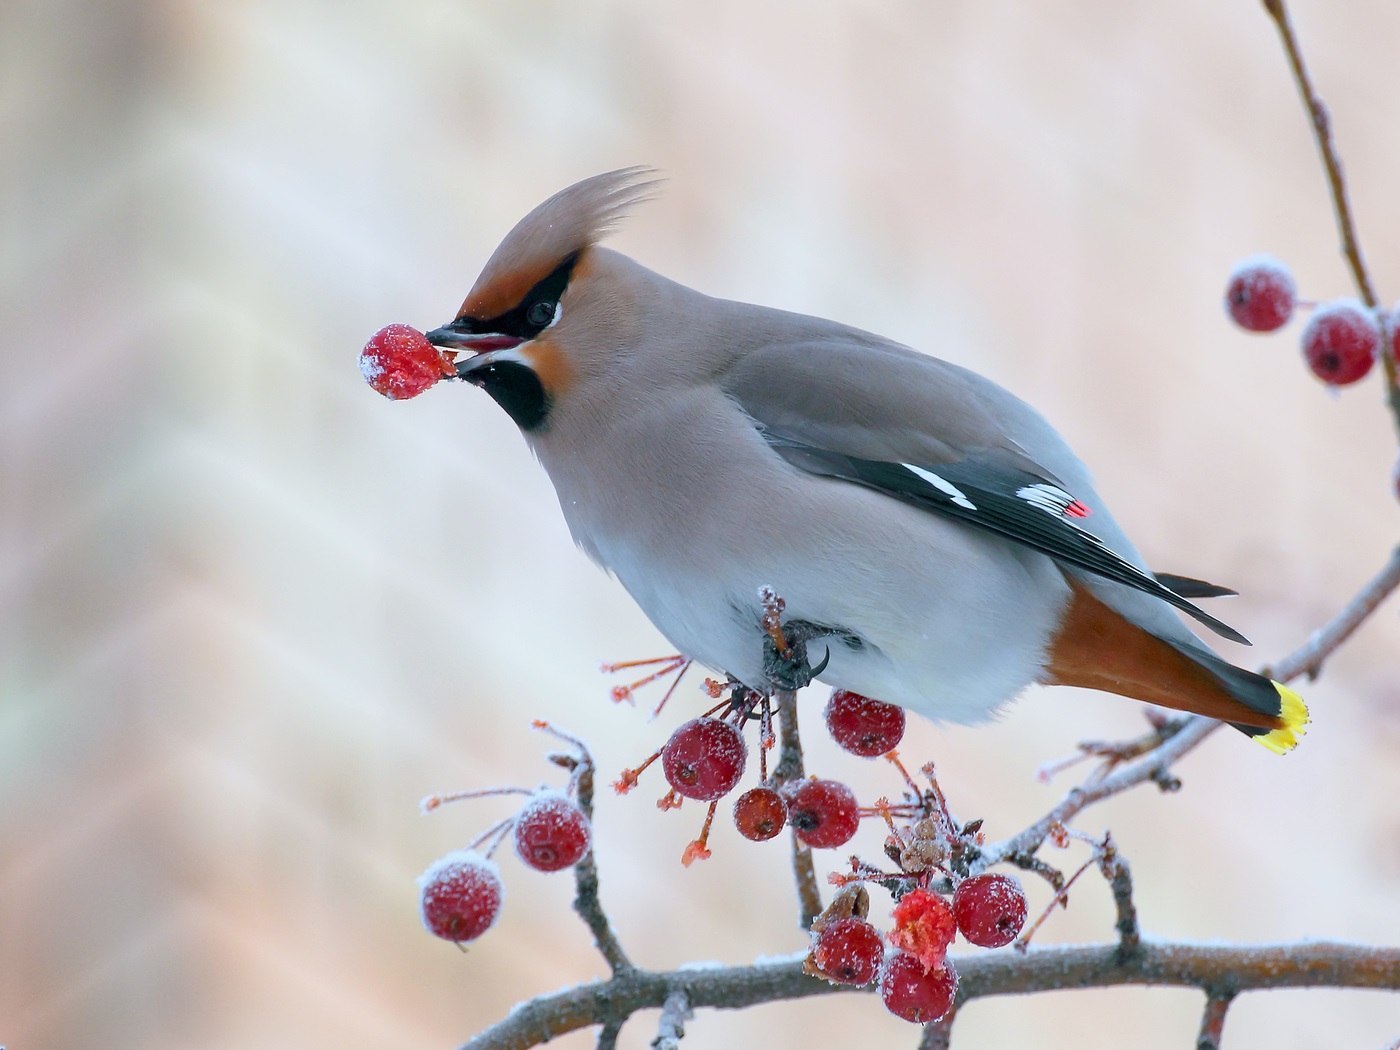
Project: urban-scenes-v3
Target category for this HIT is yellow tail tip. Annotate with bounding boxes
[1252,681,1310,755]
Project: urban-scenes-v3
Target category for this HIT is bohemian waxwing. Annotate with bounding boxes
[427,167,1307,753]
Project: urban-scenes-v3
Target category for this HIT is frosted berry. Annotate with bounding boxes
[889,887,957,971]
[360,323,454,400]
[513,792,591,872]
[811,917,883,986]
[1224,256,1296,333]
[660,718,747,801]
[1301,302,1378,386]
[733,786,787,841]
[879,951,959,1024]
[824,689,906,757]
[953,873,1028,948]
[785,778,860,849]
[418,850,503,943]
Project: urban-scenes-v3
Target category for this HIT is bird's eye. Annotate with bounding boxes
[526,301,555,329]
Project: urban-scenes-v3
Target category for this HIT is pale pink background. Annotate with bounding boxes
[3,1,1398,1048]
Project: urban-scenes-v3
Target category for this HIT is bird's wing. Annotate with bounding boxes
[720,334,1248,645]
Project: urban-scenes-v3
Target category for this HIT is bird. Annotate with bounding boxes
[425,167,1307,754]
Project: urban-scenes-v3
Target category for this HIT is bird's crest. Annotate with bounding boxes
[459,166,662,321]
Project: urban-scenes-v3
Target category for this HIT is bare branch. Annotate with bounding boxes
[1265,544,1400,682]
[571,759,633,974]
[987,541,1400,867]
[459,941,1400,1050]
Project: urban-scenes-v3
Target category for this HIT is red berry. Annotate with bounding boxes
[953,873,1028,948]
[418,850,503,943]
[733,786,787,841]
[824,689,906,757]
[784,778,860,849]
[879,951,959,1024]
[811,917,883,986]
[360,323,454,400]
[889,887,957,971]
[1301,302,1378,386]
[513,791,591,872]
[1224,256,1296,333]
[660,718,747,801]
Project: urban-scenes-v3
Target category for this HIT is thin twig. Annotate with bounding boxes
[1195,991,1235,1050]
[1099,838,1140,962]
[987,542,1400,866]
[651,988,692,1050]
[773,688,823,929]
[1261,0,1400,433]
[571,759,633,973]
[1265,544,1400,682]
[459,941,1400,1050]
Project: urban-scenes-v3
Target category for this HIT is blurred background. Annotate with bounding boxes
[3,0,1398,1047]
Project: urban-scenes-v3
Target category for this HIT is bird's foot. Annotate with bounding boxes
[762,618,834,692]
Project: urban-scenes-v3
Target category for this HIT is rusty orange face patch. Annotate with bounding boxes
[519,333,574,398]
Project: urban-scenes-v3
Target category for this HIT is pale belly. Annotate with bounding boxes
[592,484,1073,726]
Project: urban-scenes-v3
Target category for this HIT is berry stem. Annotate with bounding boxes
[1015,853,1096,952]
[421,785,533,813]
[469,818,516,858]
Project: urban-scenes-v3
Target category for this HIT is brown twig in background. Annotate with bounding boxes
[1261,0,1400,433]
[458,941,1400,1050]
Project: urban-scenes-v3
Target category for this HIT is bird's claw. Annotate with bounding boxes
[762,619,833,691]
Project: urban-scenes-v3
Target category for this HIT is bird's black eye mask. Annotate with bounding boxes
[460,251,580,340]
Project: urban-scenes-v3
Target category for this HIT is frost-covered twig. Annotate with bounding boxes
[986,541,1400,867]
[1266,544,1400,682]
[1099,838,1140,962]
[458,941,1400,1050]
[651,988,692,1050]
[571,756,632,974]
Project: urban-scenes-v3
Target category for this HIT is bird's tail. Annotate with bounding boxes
[1157,638,1309,754]
[1044,582,1309,754]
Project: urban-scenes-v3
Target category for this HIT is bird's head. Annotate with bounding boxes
[427,167,661,432]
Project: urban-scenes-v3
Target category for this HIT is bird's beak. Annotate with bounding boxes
[425,321,525,356]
